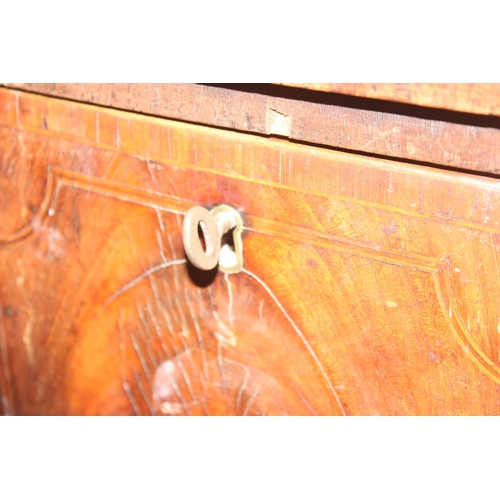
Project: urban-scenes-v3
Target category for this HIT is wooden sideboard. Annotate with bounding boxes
[2,83,500,416]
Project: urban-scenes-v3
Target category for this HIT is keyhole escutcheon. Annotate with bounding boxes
[182,204,244,273]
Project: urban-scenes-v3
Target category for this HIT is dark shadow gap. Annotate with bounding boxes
[202,83,500,130]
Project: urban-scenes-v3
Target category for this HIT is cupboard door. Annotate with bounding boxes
[2,88,500,415]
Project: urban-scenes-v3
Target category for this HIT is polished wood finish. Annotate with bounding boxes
[5,84,500,174]
[278,83,500,117]
[2,88,500,415]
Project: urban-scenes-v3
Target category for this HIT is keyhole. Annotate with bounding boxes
[219,227,237,268]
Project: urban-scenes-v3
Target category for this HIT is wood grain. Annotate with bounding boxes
[277,83,500,117]
[4,83,500,174]
[2,88,500,414]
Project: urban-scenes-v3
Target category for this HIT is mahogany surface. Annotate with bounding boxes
[2,88,500,415]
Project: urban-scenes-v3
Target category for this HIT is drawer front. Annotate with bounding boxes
[2,88,500,415]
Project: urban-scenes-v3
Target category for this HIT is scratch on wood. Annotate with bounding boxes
[194,288,210,381]
[149,293,199,408]
[132,369,154,415]
[155,208,165,233]
[236,364,250,412]
[104,258,187,306]
[153,287,199,403]
[241,267,347,415]
[243,384,261,416]
[171,263,191,339]
[155,278,176,336]
[224,273,234,327]
[159,292,209,416]
[117,315,143,415]
[136,306,161,368]
[213,310,237,346]
[168,374,191,416]
[121,378,140,416]
[164,289,185,348]
[217,341,228,391]
[206,281,218,312]
[145,296,170,359]
[175,357,199,408]
[294,390,316,415]
[166,229,178,260]
[437,138,457,161]
[188,286,209,381]
[146,159,158,184]
[126,325,152,381]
